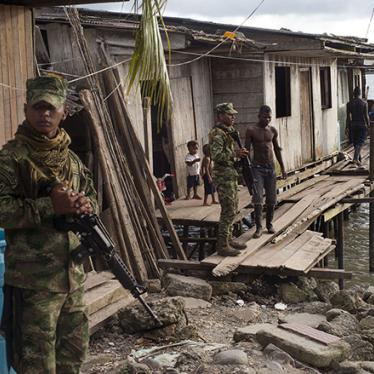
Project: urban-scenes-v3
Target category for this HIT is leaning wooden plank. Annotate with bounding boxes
[242,230,320,269]
[89,291,134,335]
[279,323,341,346]
[84,279,128,316]
[282,237,333,273]
[277,175,329,202]
[273,179,365,244]
[288,179,340,201]
[276,162,332,190]
[208,194,320,277]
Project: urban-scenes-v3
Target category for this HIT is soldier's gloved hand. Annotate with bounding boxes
[50,184,80,216]
[235,148,249,158]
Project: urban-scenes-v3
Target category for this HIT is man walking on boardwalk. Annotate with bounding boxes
[209,103,248,256]
[245,105,286,239]
[346,86,370,165]
[0,75,98,373]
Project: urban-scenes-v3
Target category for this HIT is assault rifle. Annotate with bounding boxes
[54,214,162,328]
[229,130,258,197]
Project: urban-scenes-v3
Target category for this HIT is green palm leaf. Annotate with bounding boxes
[127,0,171,128]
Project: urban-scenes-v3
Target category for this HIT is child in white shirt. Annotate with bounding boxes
[185,140,201,200]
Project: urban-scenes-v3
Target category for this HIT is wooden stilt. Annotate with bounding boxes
[198,227,207,261]
[182,225,189,254]
[337,212,344,289]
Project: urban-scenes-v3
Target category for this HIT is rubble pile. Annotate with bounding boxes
[83,274,374,374]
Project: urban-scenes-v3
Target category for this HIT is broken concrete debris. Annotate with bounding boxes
[163,273,213,301]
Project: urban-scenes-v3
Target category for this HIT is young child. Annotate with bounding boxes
[185,140,201,200]
[201,144,218,206]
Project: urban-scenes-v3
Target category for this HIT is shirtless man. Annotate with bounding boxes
[245,105,286,238]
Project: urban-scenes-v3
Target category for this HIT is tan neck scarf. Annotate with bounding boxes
[15,122,73,186]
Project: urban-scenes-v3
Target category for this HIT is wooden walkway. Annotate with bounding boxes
[159,144,372,281]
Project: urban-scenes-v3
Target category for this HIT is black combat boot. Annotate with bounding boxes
[253,204,263,238]
[266,204,275,234]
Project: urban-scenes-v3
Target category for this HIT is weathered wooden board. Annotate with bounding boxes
[273,178,365,243]
[84,271,114,291]
[299,69,313,164]
[160,185,250,224]
[0,5,32,147]
[84,279,128,316]
[279,323,340,345]
[276,175,329,202]
[281,236,332,272]
[241,230,320,268]
[170,76,197,198]
[88,291,134,334]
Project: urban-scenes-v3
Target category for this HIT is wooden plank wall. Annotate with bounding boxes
[211,59,264,141]
[264,54,339,171]
[168,58,214,197]
[0,5,33,147]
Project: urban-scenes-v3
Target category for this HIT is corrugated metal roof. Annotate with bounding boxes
[35,7,374,57]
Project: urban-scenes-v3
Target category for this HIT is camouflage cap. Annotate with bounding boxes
[216,102,238,115]
[26,75,68,108]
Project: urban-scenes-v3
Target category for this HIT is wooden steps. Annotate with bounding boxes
[84,271,135,334]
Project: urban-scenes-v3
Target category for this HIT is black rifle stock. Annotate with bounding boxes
[229,130,258,197]
[54,214,162,328]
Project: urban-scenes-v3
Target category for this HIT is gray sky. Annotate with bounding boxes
[81,1,374,42]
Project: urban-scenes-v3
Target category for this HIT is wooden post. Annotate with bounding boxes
[142,97,152,165]
[370,122,374,272]
[337,212,344,289]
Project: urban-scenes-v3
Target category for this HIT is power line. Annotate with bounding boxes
[366,6,374,39]
[168,0,266,67]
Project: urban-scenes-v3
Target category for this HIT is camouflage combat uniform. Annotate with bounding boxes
[209,122,239,248]
[0,76,98,374]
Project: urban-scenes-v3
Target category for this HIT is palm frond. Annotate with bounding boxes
[127,0,172,129]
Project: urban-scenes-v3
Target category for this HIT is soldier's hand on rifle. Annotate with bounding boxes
[281,169,287,180]
[74,191,93,215]
[50,185,92,216]
[235,148,249,158]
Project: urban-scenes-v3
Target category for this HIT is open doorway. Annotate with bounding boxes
[149,104,175,203]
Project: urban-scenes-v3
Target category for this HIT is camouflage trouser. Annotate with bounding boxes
[4,285,88,374]
[216,178,239,243]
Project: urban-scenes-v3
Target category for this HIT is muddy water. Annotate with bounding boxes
[335,204,374,287]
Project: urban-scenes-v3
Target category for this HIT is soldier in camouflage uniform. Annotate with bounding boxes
[209,103,248,256]
[0,75,98,373]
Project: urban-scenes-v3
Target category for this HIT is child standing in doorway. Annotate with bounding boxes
[185,140,201,200]
[201,144,218,206]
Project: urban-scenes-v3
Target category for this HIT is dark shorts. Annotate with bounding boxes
[187,175,199,189]
[251,165,277,206]
[203,174,216,195]
[350,125,367,147]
